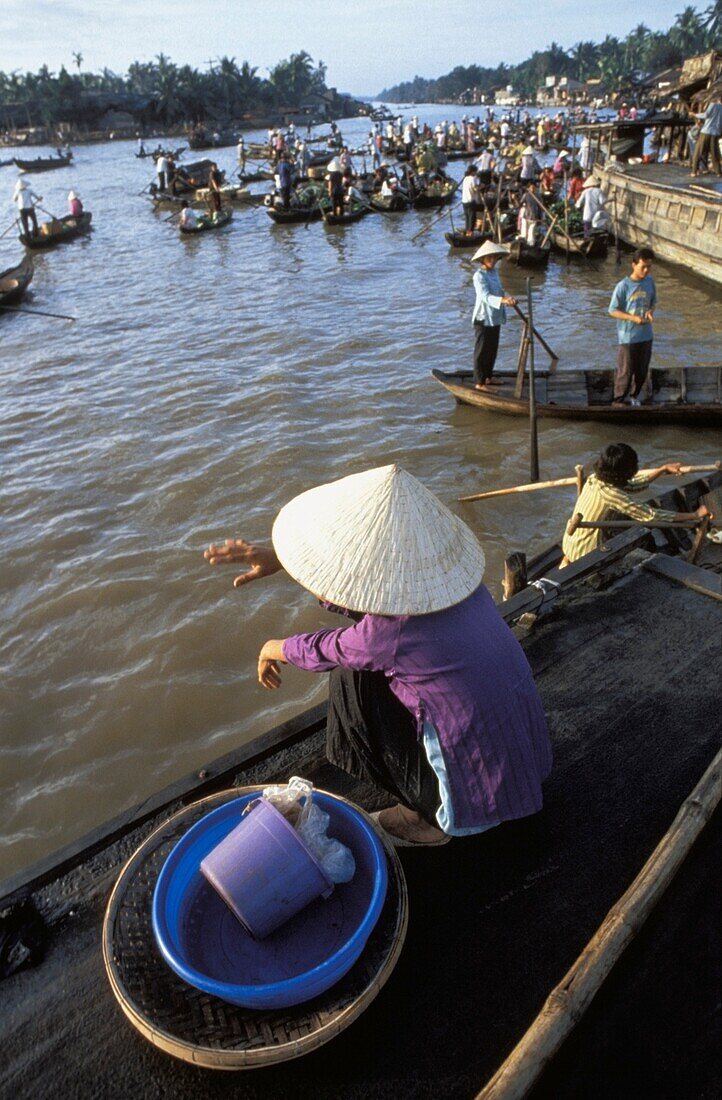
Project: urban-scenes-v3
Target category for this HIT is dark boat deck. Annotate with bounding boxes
[2,551,721,1098]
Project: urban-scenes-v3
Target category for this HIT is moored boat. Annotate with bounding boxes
[444,230,492,249]
[509,238,551,267]
[323,202,370,226]
[0,253,34,308]
[178,208,233,234]
[412,179,457,209]
[368,191,411,212]
[548,226,608,258]
[13,152,72,172]
[19,212,92,249]
[431,366,722,425]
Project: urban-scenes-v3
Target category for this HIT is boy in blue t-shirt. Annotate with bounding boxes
[608,247,656,405]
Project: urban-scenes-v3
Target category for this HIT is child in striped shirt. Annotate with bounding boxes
[561,444,711,564]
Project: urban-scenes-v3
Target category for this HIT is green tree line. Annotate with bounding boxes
[379,3,721,101]
[0,50,330,128]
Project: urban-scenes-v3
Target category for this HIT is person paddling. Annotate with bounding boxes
[471,240,517,390]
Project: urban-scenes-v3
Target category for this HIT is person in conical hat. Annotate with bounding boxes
[205,465,551,847]
[470,240,516,390]
[12,174,42,237]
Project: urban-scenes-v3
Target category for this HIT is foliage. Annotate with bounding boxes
[378,4,721,100]
[0,49,332,128]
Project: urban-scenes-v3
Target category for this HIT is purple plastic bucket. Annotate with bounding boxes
[200,798,334,939]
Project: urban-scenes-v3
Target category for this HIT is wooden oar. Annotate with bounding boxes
[411,197,462,242]
[458,463,721,503]
[0,218,19,241]
[0,304,76,321]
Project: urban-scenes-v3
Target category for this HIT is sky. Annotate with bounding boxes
[2,0,703,95]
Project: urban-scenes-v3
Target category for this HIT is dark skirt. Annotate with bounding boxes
[326,667,442,826]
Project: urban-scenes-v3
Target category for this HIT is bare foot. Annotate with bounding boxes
[474,382,488,390]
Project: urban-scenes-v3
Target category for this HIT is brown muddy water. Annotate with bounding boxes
[1,106,720,877]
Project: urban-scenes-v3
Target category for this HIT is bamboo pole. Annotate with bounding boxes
[476,747,722,1100]
[458,464,721,504]
[526,278,539,482]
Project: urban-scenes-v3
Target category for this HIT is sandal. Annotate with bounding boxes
[369,806,450,848]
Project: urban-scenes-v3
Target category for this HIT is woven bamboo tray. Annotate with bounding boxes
[102,787,408,1069]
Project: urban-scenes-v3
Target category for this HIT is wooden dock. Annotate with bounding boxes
[599,162,722,287]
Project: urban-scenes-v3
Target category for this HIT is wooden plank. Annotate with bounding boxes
[642,555,722,602]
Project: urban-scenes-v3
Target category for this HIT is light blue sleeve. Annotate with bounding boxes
[609,281,626,314]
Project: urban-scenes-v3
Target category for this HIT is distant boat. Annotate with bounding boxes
[0,253,34,308]
[14,152,72,172]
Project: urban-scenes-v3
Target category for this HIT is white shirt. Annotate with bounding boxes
[156,156,168,173]
[13,186,41,211]
[461,175,479,203]
[576,187,606,220]
[180,207,197,228]
[476,151,494,171]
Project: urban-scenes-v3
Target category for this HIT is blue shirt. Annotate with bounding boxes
[700,101,722,137]
[609,275,656,344]
[472,267,507,327]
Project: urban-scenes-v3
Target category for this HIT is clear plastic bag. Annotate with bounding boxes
[261,776,356,884]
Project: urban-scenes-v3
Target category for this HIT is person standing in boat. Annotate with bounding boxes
[155,152,169,192]
[575,176,606,239]
[207,162,223,214]
[236,136,246,175]
[12,177,42,238]
[519,180,542,246]
[474,146,496,190]
[560,445,711,565]
[204,464,552,848]
[326,158,344,218]
[609,247,657,406]
[690,95,722,178]
[276,156,294,211]
[461,165,480,236]
[471,240,517,391]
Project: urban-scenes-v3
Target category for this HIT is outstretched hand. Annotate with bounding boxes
[204,539,282,588]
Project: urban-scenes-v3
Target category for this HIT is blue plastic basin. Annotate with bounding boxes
[152,791,388,1009]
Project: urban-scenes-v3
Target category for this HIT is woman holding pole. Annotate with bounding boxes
[471,240,517,390]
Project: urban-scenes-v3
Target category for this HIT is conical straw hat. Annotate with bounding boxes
[271,464,485,616]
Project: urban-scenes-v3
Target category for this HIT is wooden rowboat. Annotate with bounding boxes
[368,192,411,212]
[432,367,722,426]
[323,202,370,226]
[444,230,491,249]
[13,153,72,172]
[509,238,551,268]
[549,227,608,258]
[179,209,232,234]
[0,254,34,308]
[19,212,92,249]
[412,179,457,209]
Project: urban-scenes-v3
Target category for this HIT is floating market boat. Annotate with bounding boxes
[508,238,551,268]
[444,230,491,248]
[194,184,255,205]
[431,366,722,425]
[548,227,609,258]
[412,179,457,209]
[1,470,720,1094]
[178,209,232,234]
[323,202,370,226]
[13,152,72,172]
[19,212,92,249]
[368,191,411,212]
[0,253,34,308]
[135,146,186,160]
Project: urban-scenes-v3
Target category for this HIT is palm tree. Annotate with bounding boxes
[570,41,599,82]
[671,6,706,54]
[72,51,83,73]
[702,0,722,41]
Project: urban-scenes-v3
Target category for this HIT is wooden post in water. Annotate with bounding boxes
[526,278,539,482]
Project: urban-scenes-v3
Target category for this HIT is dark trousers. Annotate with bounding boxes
[463,202,476,232]
[473,322,501,383]
[19,208,38,236]
[157,171,166,191]
[614,340,653,401]
[280,184,291,210]
[326,667,441,826]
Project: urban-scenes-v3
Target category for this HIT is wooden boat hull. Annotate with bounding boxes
[445,231,491,249]
[431,368,722,426]
[549,228,608,258]
[369,193,410,212]
[20,212,92,249]
[266,205,323,224]
[179,210,232,234]
[0,254,34,307]
[13,155,72,171]
[412,185,456,209]
[509,239,551,268]
[323,206,369,226]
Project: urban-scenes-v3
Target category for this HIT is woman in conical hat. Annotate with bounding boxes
[205,465,551,848]
[470,240,517,391]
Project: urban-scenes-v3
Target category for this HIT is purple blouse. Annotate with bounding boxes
[282,584,552,830]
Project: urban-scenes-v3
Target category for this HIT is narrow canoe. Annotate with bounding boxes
[178,209,233,234]
[13,154,72,172]
[368,192,411,212]
[412,180,457,209]
[19,212,92,249]
[431,367,722,426]
[323,203,370,226]
[445,230,492,249]
[0,253,34,308]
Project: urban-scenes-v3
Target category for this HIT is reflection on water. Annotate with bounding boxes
[0,106,720,876]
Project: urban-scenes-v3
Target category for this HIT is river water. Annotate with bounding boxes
[1,105,719,877]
